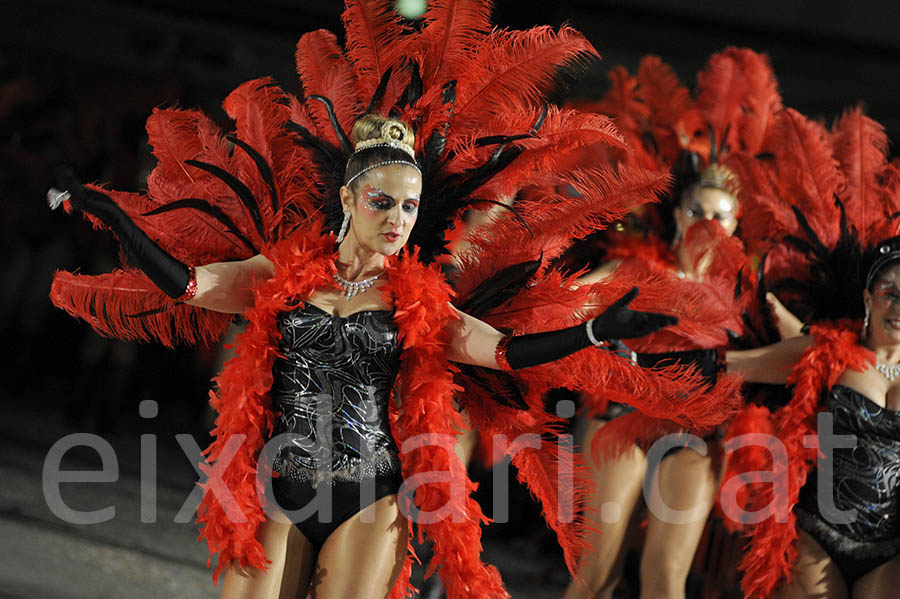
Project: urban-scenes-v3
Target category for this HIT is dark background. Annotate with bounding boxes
[0,1,897,597]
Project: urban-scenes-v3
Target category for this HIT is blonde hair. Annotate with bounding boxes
[344,114,420,188]
[350,114,415,150]
[695,163,741,199]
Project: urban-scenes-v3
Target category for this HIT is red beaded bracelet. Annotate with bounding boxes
[176,265,198,302]
[494,334,514,371]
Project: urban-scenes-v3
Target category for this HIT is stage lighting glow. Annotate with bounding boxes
[396,0,427,19]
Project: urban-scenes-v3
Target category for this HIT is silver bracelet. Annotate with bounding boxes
[585,318,606,347]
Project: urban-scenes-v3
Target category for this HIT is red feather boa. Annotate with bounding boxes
[195,221,506,598]
[738,321,873,599]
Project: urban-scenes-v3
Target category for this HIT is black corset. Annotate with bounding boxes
[269,302,402,486]
[797,385,900,543]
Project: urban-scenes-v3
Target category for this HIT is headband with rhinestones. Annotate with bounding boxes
[866,241,900,289]
[354,138,415,158]
[344,121,421,186]
[356,121,416,158]
[345,159,422,187]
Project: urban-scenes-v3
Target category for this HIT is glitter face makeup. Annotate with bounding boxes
[361,185,420,215]
[874,280,900,304]
[875,281,900,302]
[866,265,900,344]
[673,186,740,278]
[338,163,422,256]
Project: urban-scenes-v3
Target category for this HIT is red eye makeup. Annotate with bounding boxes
[360,185,419,214]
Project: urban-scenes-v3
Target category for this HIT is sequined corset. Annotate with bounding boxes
[270,303,401,486]
[797,385,900,542]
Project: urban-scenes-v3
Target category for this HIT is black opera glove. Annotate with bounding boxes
[48,167,196,300]
[589,286,678,340]
[635,348,723,385]
[496,287,677,371]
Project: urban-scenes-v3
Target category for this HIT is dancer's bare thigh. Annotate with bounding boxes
[562,418,647,599]
[853,553,900,599]
[641,448,718,598]
[220,511,316,599]
[776,528,848,599]
[309,494,408,599]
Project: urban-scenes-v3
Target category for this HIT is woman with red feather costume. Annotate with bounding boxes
[43,2,743,598]
[579,53,900,598]
[557,48,792,599]
[716,103,900,598]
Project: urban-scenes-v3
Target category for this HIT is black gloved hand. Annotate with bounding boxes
[49,166,194,299]
[500,288,674,371]
[591,287,678,340]
[50,166,104,213]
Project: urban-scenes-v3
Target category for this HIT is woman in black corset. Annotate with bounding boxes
[720,236,900,599]
[51,113,678,599]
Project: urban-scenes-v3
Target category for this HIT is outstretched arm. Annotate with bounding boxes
[723,335,811,384]
[575,258,622,287]
[443,308,507,368]
[445,287,677,369]
[191,255,274,313]
[633,333,812,387]
[50,170,273,314]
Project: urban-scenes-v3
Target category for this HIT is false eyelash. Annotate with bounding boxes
[368,199,392,211]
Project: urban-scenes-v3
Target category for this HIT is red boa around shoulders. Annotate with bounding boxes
[195,221,506,598]
[738,320,873,599]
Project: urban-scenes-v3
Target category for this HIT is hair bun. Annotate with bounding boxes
[351,115,416,158]
[344,114,421,188]
[697,163,741,199]
[384,122,405,142]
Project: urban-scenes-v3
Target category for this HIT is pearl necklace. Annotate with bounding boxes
[876,361,900,382]
[333,268,382,300]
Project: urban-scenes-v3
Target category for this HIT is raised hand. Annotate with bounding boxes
[766,292,804,340]
[47,166,115,214]
[47,166,194,299]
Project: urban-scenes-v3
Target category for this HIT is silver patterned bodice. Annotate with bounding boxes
[270,302,402,486]
[797,385,900,542]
